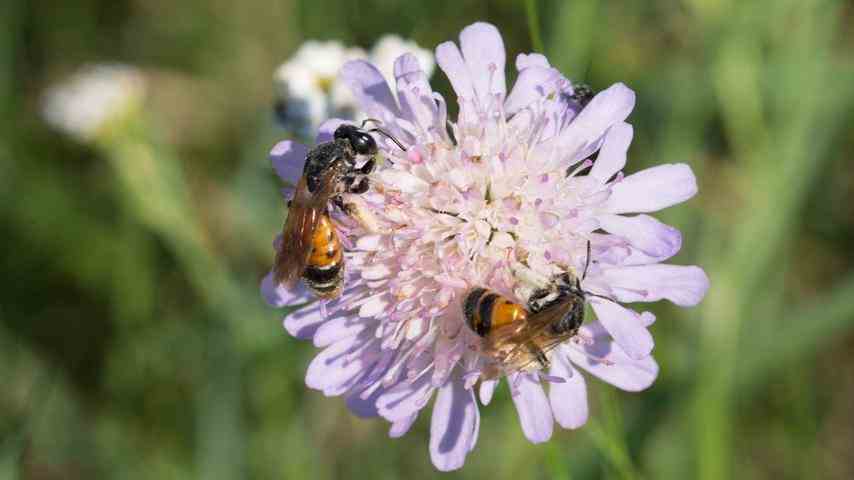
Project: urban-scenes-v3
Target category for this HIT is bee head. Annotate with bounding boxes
[334,124,377,156]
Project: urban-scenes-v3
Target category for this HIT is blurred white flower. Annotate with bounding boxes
[274,35,433,136]
[370,34,435,84]
[42,64,145,142]
[274,41,366,136]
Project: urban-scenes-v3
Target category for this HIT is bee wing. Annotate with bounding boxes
[273,169,340,286]
[516,332,577,372]
[487,300,578,370]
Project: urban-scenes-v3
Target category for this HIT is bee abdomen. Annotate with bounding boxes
[463,288,528,337]
[303,214,344,298]
[463,288,487,331]
[308,216,343,268]
[303,262,343,284]
[303,263,344,296]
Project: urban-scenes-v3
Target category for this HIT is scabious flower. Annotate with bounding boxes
[274,35,434,136]
[42,64,145,142]
[263,22,709,471]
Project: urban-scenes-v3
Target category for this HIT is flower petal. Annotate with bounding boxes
[459,22,506,99]
[590,299,654,360]
[435,41,474,100]
[346,384,386,418]
[394,53,439,132]
[378,169,430,193]
[282,305,325,340]
[376,374,434,422]
[604,163,698,214]
[599,264,710,307]
[270,141,308,185]
[339,60,401,124]
[569,338,659,392]
[389,414,418,438]
[589,122,633,184]
[305,335,374,395]
[479,378,498,405]
[596,214,682,259]
[313,314,370,347]
[430,379,479,471]
[510,374,554,443]
[315,118,348,143]
[549,354,588,429]
[547,83,636,169]
[261,271,312,307]
[504,66,561,116]
[515,52,550,70]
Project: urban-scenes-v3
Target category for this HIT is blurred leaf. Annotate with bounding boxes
[196,328,246,479]
[586,389,640,480]
[525,0,545,53]
[547,0,600,80]
[737,273,854,393]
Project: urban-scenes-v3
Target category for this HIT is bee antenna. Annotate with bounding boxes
[360,118,383,129]
[582,240,592,281]
[368,127,408,152]
[584,291,616,303]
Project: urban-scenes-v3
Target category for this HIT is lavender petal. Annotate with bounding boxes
[604,163,698,214]
[510,374,554,443]
[590,298,654,360]
[429,379,479,471]
[549,353,589,429]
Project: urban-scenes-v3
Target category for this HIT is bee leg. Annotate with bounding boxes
[559,272,574,288]
[331,195,357,216]
[527,287,558,313]
[348,177,370,194]
[332,195,347,212]
[358,159,376,175]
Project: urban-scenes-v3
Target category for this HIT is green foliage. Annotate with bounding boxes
[2,0,854,478]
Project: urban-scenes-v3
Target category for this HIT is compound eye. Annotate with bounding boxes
[351,132,376,155]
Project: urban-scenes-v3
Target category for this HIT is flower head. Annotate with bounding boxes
[274,35,433,136]
[42,63,145,142]
[263,22,709,471]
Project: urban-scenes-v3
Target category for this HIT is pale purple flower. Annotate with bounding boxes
[262,22,709,471]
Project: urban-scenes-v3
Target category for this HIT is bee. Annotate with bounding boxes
[273,121,405,298]
[464,243,598,378]
[570,83,595,107]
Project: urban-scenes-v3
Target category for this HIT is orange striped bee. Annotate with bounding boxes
[463,282,585,379]
[463,244,596,378]
[273,122,404,298]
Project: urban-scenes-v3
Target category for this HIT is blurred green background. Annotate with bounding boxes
[2,0,854,478]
